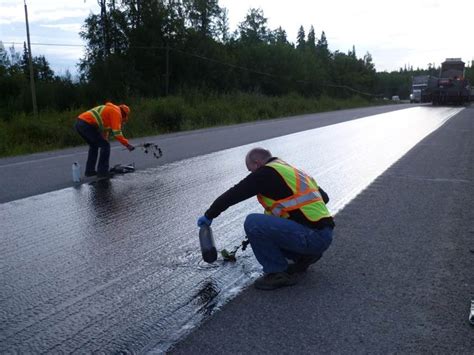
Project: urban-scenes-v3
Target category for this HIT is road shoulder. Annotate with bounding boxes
[170,107,473,354]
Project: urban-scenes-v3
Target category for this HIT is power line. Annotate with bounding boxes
[4,41,85,48]
[2,41,376,97]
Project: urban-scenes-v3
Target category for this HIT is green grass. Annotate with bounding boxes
[0,92,384,158]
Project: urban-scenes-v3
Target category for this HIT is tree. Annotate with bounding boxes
[183,0,222,38]
[35,56,55,81]
[296,25,305,50]
[20,42,55,82]
[363,51,375,72]
[316,30,329,60]
[0,42,10,71]
[307,26,316,51]
[348,45,356,59]
[464,60,474,84]
[238,8,269,43]
[215,7,230,43]
[271,26,288,45]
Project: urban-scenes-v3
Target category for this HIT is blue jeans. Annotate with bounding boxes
[75,119,110,175]
[244,213,333,273]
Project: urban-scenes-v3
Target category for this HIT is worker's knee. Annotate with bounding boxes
[244,213,260,234]
[97,141,110,150]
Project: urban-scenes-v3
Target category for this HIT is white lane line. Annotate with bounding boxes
[0,146,124,169]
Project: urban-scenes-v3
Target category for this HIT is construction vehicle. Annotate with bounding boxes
[427,58,470,105]
[410,75,432,103]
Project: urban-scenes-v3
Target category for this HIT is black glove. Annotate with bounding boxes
[127,144,135,151]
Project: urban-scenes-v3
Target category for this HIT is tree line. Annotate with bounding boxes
[1,0,473,118]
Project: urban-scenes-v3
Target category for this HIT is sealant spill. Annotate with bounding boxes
[0,106,461,353]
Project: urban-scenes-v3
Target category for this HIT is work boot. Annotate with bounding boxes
[287,254,322,275]
[254,272,297,290]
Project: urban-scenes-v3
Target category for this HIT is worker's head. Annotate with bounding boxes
[119,104,130,123]
[245,147,272,172]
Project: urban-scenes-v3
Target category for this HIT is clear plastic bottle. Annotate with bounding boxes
[470,299,474,325]
[72,162,81,183]
[199,225,217,263]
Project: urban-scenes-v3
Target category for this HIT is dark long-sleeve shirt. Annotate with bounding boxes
[205,158,335,230]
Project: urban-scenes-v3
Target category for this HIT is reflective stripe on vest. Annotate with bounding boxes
[257,160,331,222]
[112,129,123,137]
[89,105,106,132]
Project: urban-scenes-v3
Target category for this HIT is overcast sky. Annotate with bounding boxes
[1,0,473,77]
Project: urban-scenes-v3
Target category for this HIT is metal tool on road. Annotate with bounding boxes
[139,142,163,159]
[109,163,135,174]
[123,142,163,159]
[221,238,250,262]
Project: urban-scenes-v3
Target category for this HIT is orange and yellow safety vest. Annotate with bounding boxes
[257,159,331,222]
[78,102,129,146]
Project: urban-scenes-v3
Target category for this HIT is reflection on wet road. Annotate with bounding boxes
[0,106,463,353]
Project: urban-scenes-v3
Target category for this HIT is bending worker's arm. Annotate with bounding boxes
[103,104,134,150]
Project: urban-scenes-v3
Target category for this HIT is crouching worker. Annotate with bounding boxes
[75,102,135,178]
[197,147,335,291]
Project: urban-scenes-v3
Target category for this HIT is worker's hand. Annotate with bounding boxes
[197,215,212,227]
[126,144,135,151]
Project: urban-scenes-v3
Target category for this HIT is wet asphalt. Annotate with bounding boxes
[1,104,472,353]
[0,104,412,204]
[171,106,474,354]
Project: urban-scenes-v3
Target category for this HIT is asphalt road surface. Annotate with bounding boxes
[171,105,474,354]
[1,104,472,353]
[0,104,412,204]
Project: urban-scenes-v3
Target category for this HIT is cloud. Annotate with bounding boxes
[0,0,99,25]
[40,23,82,33]
[1,0,472,74]
[0,5,24,24]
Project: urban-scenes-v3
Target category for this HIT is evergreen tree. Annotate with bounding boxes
[272,26,288,45]
[35,56,55,81]
[348,45,356,58]
[307,25,316,51]
[216,7,230,43]
[316,30,329,59]
[296,25,305,50]
[0,42,10,71]
[19,43,54,81]
[21,43,30,78]
[183,0,222,38]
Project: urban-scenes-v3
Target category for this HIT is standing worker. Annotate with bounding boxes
[75,102,135,178]
[197,147,335,290]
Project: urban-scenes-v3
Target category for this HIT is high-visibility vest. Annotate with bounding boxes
[257,159,331,222]
[88,105,107,133]
[78,103,129,146]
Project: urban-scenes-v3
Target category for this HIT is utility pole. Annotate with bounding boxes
[165,43,170,96]
[100,0,107,58]
[24,0,38,118]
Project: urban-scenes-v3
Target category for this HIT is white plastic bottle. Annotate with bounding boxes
[470,299,474,325]
[72,162,81,183]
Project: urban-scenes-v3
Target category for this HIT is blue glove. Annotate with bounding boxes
[197,215,212,227]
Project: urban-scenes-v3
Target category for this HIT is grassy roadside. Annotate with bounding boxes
[0,92,384,158]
